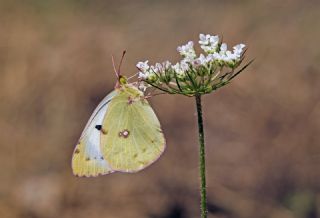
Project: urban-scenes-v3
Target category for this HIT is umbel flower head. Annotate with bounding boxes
[136,33,253,96]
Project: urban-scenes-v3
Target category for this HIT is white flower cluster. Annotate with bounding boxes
[198,33,220,53]
[137,60,172,81]
[137,33,246,82]
[177,41,196,61]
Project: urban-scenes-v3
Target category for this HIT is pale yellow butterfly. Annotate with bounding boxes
[72,52,165,176]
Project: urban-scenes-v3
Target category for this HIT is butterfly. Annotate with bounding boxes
[72,52,166,177]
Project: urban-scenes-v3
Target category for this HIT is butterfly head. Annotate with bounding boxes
[111,51,143,97]
[118,75,127,85]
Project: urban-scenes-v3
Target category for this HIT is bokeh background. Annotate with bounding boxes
[1,0,319,217]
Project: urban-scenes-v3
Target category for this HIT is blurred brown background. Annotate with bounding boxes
[0,0,319,217]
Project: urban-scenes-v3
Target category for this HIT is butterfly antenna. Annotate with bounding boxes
[118,50,126,75]
[111,54,119,78]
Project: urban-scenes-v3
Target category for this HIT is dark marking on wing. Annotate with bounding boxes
[101,128,108,135]
[95,125,108,135]
[84,98,113,132]
[128,97,134,105]
[85,157,90,161]
[118,129,130,138]
[74,148,80,154]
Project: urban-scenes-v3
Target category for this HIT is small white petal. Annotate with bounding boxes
[155,63,163,72]
[136,60,150,72]
[172,62,187,78]
[211,52,221,60]
[233,43,246,56]
[209,35,219,46]
[220,43,227,53]
[150,65,159,73]
[162,61,171,69]
[180,60,189,71]
[205,54,213,62]
[194,54,210,66]
[177,41,196,60]
[199,34,220,53]
[233,43,246,51]
[138,72,147,79]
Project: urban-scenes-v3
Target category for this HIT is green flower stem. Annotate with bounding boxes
[195,94,207,218]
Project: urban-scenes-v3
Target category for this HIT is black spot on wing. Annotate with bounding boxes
[95,125,108,134]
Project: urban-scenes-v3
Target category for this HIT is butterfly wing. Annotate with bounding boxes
[101,86,165,172]
[72,91,116,177]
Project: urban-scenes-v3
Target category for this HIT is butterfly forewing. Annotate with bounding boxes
[101,86,165,172]
[72,91,116,177]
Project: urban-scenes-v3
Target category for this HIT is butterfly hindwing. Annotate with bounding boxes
[72,91,116,177]
[100,86,165,172]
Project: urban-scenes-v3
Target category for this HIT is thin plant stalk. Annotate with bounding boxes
[195,94,207,218]
[136,34,251,218]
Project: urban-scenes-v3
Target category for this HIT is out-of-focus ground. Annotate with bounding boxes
[0,0,319,217]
